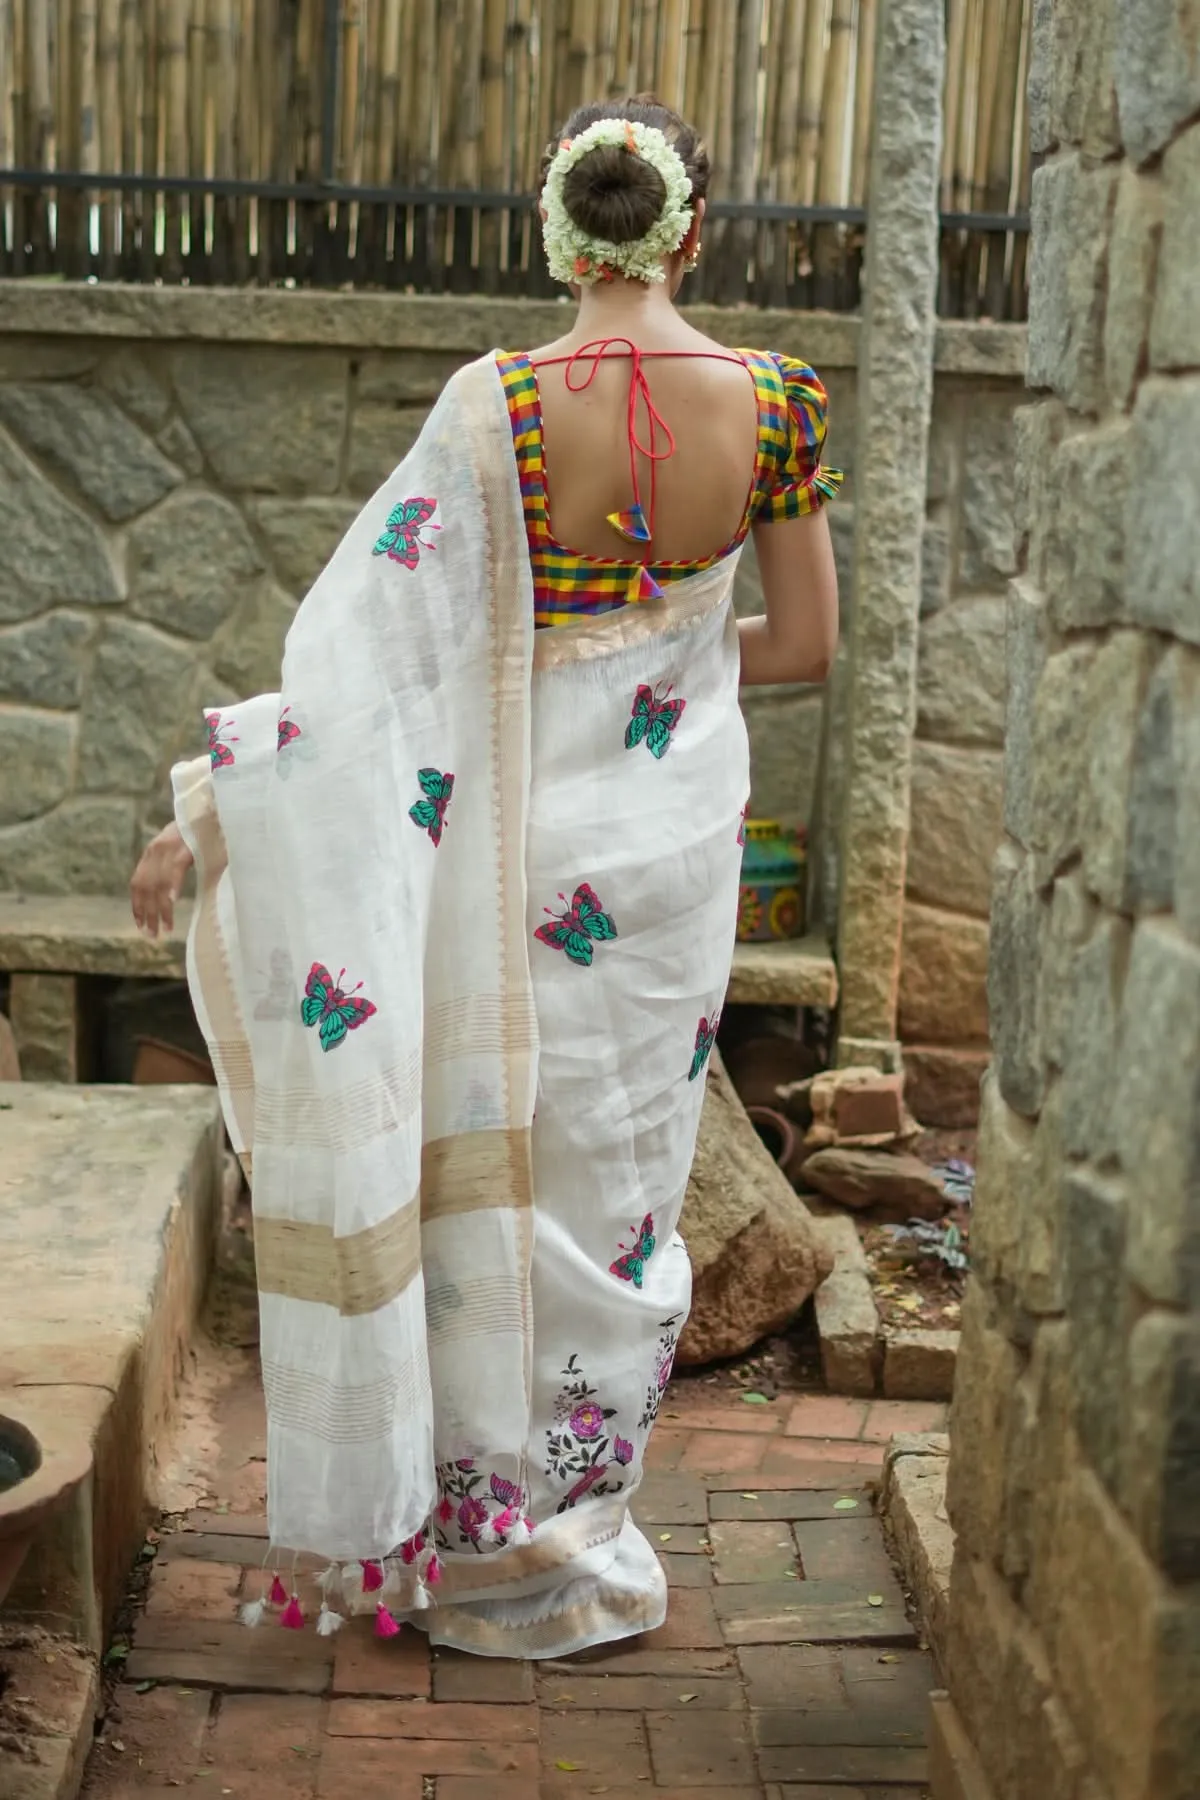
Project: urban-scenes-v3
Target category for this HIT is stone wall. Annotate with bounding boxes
[934,2,1200,1795]
[0,287,1020,1109]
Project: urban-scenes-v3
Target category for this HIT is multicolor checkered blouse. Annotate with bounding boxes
[495,346,843,629]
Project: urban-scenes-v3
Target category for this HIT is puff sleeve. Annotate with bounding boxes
[754,353,844,523]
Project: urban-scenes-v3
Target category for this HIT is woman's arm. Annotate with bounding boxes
[738,509,839,688]
[131,821,193,938]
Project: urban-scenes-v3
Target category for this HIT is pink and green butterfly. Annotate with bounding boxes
[300,962,377,1052]
[626,682,686,760]
[535,883,618,968]
[610,1214,655,1288]
[205,711,237,770]
[409,768,454,846]
[689,1009,721,1082]
[373,497,441,568]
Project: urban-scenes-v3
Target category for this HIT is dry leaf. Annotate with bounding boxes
[867,1594,884,1607]
[740,1492,758,1500]
[556,1760,582,1772]
[879,1652,899,1663]
[678,1693,698,1703]
[658,1533,672,1542]
[833,1497,858,1511]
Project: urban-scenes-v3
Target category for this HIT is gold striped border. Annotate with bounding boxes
[254,1203,420,1317]
[421,1127,533,1221]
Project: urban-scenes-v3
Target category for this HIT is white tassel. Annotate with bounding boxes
[316,1563,341,1596]
[239,1598,267,1629]
[409,1580,432,1612]
[510,1518,532,1547]
[476,1516,499,1547]
[316,1603,345,1637]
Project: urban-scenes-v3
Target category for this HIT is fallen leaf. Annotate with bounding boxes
[897,1294,922,1313]
[741,1391,770,1405]
[134,1681,157,1695]
[867,1594,884,1607]
[658,1533,672,1543]
[740,1492,758,1500]
[556,1760,582,1772]
[878,1653,900,1663]
[833,1497,859,1511]
[678,1693,698,1703]
[111,1741,125,1754]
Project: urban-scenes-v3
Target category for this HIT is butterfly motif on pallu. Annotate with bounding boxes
[610,1213,656,1289]
[409,768,454,846]
[534,884,618,968]
[299,962,377,1052]
[689,1009,721,1082]
[625,682,686,760]
[205,711,237,770]
[372,496,442,569]
[276,707,302,752]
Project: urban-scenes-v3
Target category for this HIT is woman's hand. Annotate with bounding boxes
[130,822,193,938]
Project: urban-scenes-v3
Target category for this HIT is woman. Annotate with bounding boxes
[130,96,839,1660]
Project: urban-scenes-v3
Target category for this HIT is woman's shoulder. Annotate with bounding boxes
[735,348,827,395]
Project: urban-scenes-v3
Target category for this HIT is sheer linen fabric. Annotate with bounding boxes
[173,354,748,1658]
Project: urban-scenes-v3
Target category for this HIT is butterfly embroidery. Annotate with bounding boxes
[625,683,686,760]
[610,1214,655,1289]
[372,497,442,569]
[689,1010,721,1082]
[535,884,618,967]
[299,962,377,1052]
[737,804,748,848]
[409,768,454,846]
[205,711,237,770]
[277,707,301,752]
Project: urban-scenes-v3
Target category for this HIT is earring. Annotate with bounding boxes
[685,241,702,272]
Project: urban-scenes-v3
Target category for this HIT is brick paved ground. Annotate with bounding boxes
[83,1372,944,1800]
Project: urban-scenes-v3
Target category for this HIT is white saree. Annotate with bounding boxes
[174,353,748,1658]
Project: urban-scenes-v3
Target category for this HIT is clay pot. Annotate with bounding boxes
[724,1036,819,1111]
[745,1105,799,1174]
[133,1037,216,1085]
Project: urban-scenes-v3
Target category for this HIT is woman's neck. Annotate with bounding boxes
[573,275,680,337]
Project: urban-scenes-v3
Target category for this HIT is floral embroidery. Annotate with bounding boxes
[610,1213,656,1289]
[535,884,618,968]
[205,711,237,770]
[640,1315,682,1430]
[372,497,441,568]
[276,706,301,752]
[299,962,377,1052]
[625,682,686,759]
[689,1009,721,1082]
[546,1354,630,1512]
[409,768,454,846]
[432,1461,529,1553]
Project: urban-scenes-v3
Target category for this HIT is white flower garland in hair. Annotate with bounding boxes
[542,119,694,286]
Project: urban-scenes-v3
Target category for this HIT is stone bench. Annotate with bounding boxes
[0,893,838,1081]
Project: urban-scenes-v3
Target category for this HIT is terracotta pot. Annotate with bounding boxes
[724,1036,819,1111]
[133,1037,216,1086]
[745,1105,798,1175]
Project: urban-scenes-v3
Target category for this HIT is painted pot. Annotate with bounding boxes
[737,818,807,943]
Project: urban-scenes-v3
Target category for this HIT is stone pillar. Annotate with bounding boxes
[934,3,1200,1798]
[833,0,944,1068]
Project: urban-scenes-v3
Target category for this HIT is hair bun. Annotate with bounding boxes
[561,143,668,245]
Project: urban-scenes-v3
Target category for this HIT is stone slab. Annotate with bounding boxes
[881,1448,954,1677]
[0,1084,222,1643]
[726,936,839,1009]
[927,1690,998,1800]
[0,893,189,977]
[0,1635,99,1800]
[883,1330,959,1402]
[813,1214,881,1398]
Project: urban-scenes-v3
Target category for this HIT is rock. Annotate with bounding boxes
[1126,377,1200,650]
[0,383,182,522]
[1107,165,1163,407]
[988,842,1048,1119]
[1124,1312,1200,1585]
[1002,576,1050,853]
[1028,640,1097,885]
[1126,647,1181,914]
[1060,916,1129,1164]
[8,971,78,1081]
[97,347,174,431]
[0,612,94,708]
[347,402,430,496]
[0,435,121,624]
[1014,399,1068,580]
[169,346,348,493]
[944,1281,1021,1561]
[1173,646,1200,947]
[1062,1165,1128,1495]
[959,395,1017,587]
[1040,869,1094,1073]
[901,1046,988,1129]
[356,350,468,404]
[1042,421,1131,630]
[247,497,361,597]
[907,741,1004,917]
[742,686,825,825]
[1027,155,1117,416]
[916,595,1007,747]
[1081,629,1155,910]
[881,1442,954,1672]
[1151,127,1200,373]
[676,1053,832,1366]
[155,416,204,476]
[0,799,137,896]
[884,1329,959,1402]
[1045,0,1120,156]
[1113,0,1200,168]
[919,508,952,617]
[898,901,990,1044]
[211,581,298,696]
[0,1010,21,1080]
[0,710,75,826]
[812,1212,880,1397]
[78,620,201,797]
[800,1147,949,1221]
[968,1067,1035,1322]
[129,491,264,640]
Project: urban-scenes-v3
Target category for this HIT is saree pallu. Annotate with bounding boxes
[174,353,748,1659]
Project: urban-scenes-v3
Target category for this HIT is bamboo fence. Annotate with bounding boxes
[0,0,1033,315]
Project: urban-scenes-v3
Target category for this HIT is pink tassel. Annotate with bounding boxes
[425,1553,443,1587]
[361,1560,384,1593]
[400,1532,425,1565]
[280,1596,305,1630]
[269,1574,289,1608]
[492,1506,518,1536]
[374,1603,402,1639]
[436,1497,454,1524]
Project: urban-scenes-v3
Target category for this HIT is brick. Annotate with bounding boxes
[646,1425,689,1468]
[436,1783,530,1800]
[126,1619,333,1696]
[642,1586,724,1650]
[145,1558,243,1620]
[647,1525,713,1553]
[332,1621,431,1698]
[541,1706,653,1784]
[662,1549,715,1587]
[205,1694,323,1798]
[680,1431,768,1474]
[784,1396,869,1440]
[646,1708,756,1785]
[544,1790,763,1800]
[315,1737,447,1795]
[713,1581,915,1648]
[326,1699,537,1741]
[709,1486,872,1522]
[431,1649,533,1704]
[882,1329,959,1402]
[759,1746,928,1784]
[705,1458,880,1490]
[536,1672,741,1710]
[560,1645,734,1679]
[737,1645,844,1712]
[708,1520,800,1585]
[862,1401,947,1443]
[103,1684,212,1779]
[753,1707,927,1747]
[667,1400,785,1434]
[833,1071,905,1138]
[632,1472,709,1526]
[792,1519,900,1587]
[761,1438,885,1476]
